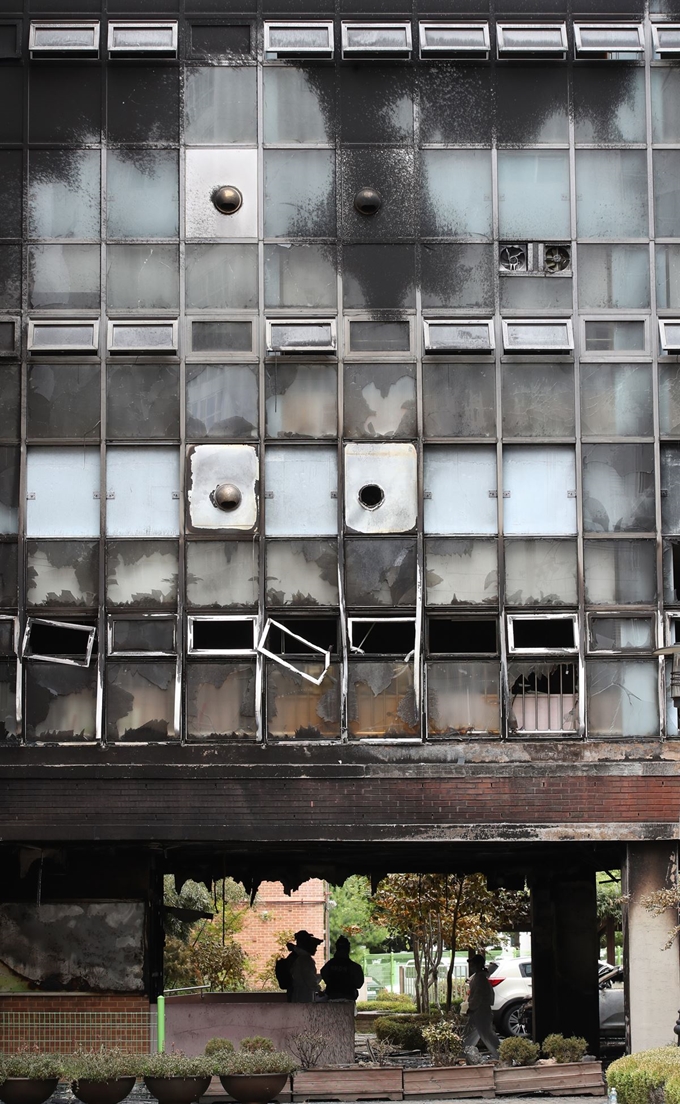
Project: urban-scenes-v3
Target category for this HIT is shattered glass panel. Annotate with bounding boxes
[107,245,179,311]
[106,661,178,741]
[590,616,653,651]
[0,544,18,606]
[106,541,178,609]
[578,245,650,309]
[267,660,340,739]
[25,663,97,743]
[348,661,418,739]
[656,245,680,310]
[266,540,338,606]
[576,151,648,239]
[344,538,416,606]
[498,151,570,239]
[184,66,257,144]
[508,662,578,734]
[187,662,257,740]
[28,150,100,239]
[501,364,575,438]
[586,541,656,605]
[27,365,101,440]
[0,661,16,741]
[574,68,646,144]
[106,150,179,239]
[425,538,498,606]
[28,245,100,309]
[263,150,336,237]
[420,244,494,311]
[654,151,680,238]
[504,540,577,607]
[652,69,680,143]
[582,444,655,532]
[186,541,258,609]
[264,244,337,309]
[186,244,258,310]
[427,661,500,736]
[503,447,577,537]
[344,363,416,439]
[265,364,337,438]
[27,541,98,608]
[264,67,334,144]
[423,364,495,439]
[496,68,568,144]
[587,660,659,737]
[107,365,180,440]
[421,150,492,239]
[186,365,258,440]
[581,364,653,437]
[424,447,497,535]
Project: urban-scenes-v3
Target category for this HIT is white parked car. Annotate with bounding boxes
[487,957,532,1036]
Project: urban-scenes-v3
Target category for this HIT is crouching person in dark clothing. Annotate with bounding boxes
[319,936,365,1001]
[462,953,500,1062]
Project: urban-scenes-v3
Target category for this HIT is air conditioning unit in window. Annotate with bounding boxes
[28,320,99,354]
[108,320,178,355]
[264,21,334,58]
[108,21,178,56]
[497,22,567,58]
[266,319,337,354]
[341,21,412,58]
[499,242,571,276]
[418,22,490,58]
[29,21,100,55]
[423,319,495,354]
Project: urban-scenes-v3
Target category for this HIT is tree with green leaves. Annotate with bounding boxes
[329,876,391,954]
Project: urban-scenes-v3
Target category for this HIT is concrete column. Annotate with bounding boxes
[531,869,599,1054]
[625,842,680,1052]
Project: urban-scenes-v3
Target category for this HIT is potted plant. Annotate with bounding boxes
[495,1034,604,1096]
[217,1041,296,1104]
[65,1047,140,1104]
[0,1048,63,1104]
[140,1051,213,1104]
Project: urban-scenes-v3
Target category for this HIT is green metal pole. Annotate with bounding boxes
[390,951,395,992]
[157,995,165,1053]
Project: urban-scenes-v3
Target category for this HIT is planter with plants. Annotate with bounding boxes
[0,1048,63,1104]
[216,1039,296,1104]
[66,1047,140,1104]
[495,1035,604,1096]
[140,1051,213,1104]
[291,1065,403,1102]
[403,1019,494,1098]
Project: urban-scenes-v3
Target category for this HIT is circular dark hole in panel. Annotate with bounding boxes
[212,185,243,215]
[354,187,382,216]
[211,482,242,511]
[358,483,385,510]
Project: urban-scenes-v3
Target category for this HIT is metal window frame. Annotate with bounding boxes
[256,617,332,685]
[264,21,334,58]
[0,615,20,657]
[0,21,21,60]
[423,318,495,354]
[587,612,656,655]
[507,658,579,736]
[652,24,680,57]
[29,20,100,56]
[0,317,19,358]
[573,22,645,57]
[266,318,337,355]
[22,618,97,668]
[188,317,257,360]
[107,21,178,56]
[426,614,499,657]
[507,613,579,655]
[341,21,413,59]
[345,315,414,357]
[580,316,650,358]
[187,615,258,657]
[28,319,99,354]
[107,614,178,657]
[348,617,417,661]
[107,319,179,355]
[501,317,574,354]
[659,319,680,353]
[418,22,490,58]
[496,22,568,58]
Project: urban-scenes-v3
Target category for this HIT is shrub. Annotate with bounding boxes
[222,1049,297,1077]
[607,1047,680,1104]
[375,1017,427,1051]
[1,1049,64,1079]
[542,1035,588,1064]
[139,1052,213,1079]
[239,1038,275,1053]
[64,1047,141,1083]
[375,990,414,1006]
[421,1019,464,1066]
[356,1000,418,1013]
[204,1039,234,1057]
[498,1037,540,1067]
[287,1030,329,1070]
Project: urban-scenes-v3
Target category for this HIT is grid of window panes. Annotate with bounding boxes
[2,8,680,743]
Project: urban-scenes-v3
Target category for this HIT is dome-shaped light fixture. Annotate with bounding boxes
[354,187,382,216]
[211,483,242,511]
[212,185,243,215]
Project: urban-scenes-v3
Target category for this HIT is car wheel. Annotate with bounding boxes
[501,1001,530,1037]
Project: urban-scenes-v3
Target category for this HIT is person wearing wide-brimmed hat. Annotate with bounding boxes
[285,929,323,1003]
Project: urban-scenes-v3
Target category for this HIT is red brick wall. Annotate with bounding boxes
[0,994,152,1053]
[238,880,327,986]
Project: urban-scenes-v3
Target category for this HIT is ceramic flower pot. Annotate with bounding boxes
[219,1072,289,1104]
[143,1076,211,1104]
[71,1077,137,1104]
[0,1079,59,1104]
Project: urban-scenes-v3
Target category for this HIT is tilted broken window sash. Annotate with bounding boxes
[22,618,96,668]
[507,613,578,655]
[348,617,417,661]
[108,320,178,355]
[502,318,574,354]
[29,21,100,55]
[341,22,412,58]
[264,21,334,58]
[107,615,177,657]
[652,25,680,57]
[28,320,99,354]
[574,23,644,58]
[418,22,490,58]
[266,319,336,354]
[659,320,680,353]
[0,616,19,657]
[107,21,178,55]
[587,613,655,654]
[497,22,567,58]
[256,617,331,685]
[423,319,494,355]
[187,615,257,656]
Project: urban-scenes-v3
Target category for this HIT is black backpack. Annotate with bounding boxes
[275,952,294,991]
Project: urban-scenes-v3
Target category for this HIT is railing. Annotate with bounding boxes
[0,1010,156,1054]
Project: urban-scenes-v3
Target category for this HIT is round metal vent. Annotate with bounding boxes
[544,245,571,273]
[211,483,242,511]
[354,187,382,216]
[212,185,243,215]
[499,244,527,272]
[358,484,385,510]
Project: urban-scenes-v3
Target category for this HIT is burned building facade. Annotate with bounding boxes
[1,0,680,1054]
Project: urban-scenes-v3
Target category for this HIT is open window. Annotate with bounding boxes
[428,617,498,655]
[0,616,19,657]
[256,617,334,685]
[108,616,177,657]
[349,618,417,659]
[659,320,680,354]
[507,613,578,654]
[588,614,654,654]
[418,22,489,58]
[264,21,334,58]
[29,21,99,56]
[108,321,178,355]
[497,23,567,58]
[652,25,680,57]
[508,662,578,734]
[187,615,257,656]
[266,320,336,355]
[423,319,494,355]
[22,618,96,668]
[108,22,178,56]
[28,321,98,355]
[341,22,412,58]
[502,318,573,354]
[574,23,644,59]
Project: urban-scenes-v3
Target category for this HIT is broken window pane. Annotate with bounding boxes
[28,245,100,309]
[106,448,180,538]
[106,540,178,609]
[420,244,494,311]
[425,538,498,606]
[508,662,578,734]
[26,448,98,538]
[344,364,416,440]
[509,615,577,652]
[106,661,177,741]
[263,66,334,144]
[27,541,98,608]
[28,149,100,239]
[110,619,175,654]
[186,244,258,311]
[423,364,496,439]
[427,661,500,737]
[427,618,497,654]
[27,365,101,440]
[265,364,337,439]
[584,320,645,354]
[186,540,258,609]
[25,662,96,742]
[0,544,18,606]
[187,661,256,740]
[264,445,338,537]
[107,365,179,440]
[654,151,680,238]
[189,616,255,654]
[505,540,577,606]
[424,447,497,535]
[578,245,650,310]
[350,618,415,656]
[264,244,337,309]
[0,661,16,741]
[107,245,180,311]
[0,367,19,439]
[266,540,338,606]
[421,150,492,239]
[574,67,646,144]
[576,151,648,239]
[186,365,258,440]
[348,321,410,353]
[184,66,257,144]
[581,364,653,437]
[587,660,659,737]
[343,244,415,310]
[586,540,656,605]
[501,364,575,438]
[590,616,653,651]
[348,661,418,739]
[498,151,570,239]
[267,660,340,739]
[344,538,416,606]
[582,444,655,532]
[107,150,178,239]
[263,150,335,238]
[503,447,577,537]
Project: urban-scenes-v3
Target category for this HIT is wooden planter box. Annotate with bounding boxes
[403,1064,495,1098]
[494,1061,605,1096]
[292,1067,403,1101]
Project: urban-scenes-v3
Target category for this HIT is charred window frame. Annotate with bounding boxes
[29,21,100,57]
[264,22,334,59]
[107,615,178,657]
[0,320,19,359]
[107,22,179,58]
[587,613,656,654]
[507,613,579,655]
[266,319,337,355]
[496,23,568,59]
[418,23,490,60]
[256,617,335,685]
[0,616,19,657]
[22,618,96,668]
[340,22,412,60]
[344,316,414,358]
[187,615,257,656]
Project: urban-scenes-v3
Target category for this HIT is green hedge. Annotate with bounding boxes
[375,1011,461,1052]
[607,1048,680,1104]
